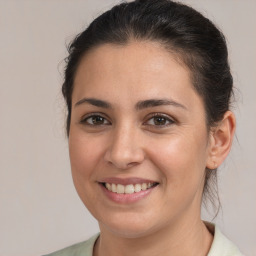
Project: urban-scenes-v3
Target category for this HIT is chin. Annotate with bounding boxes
[97,213,162,239]
[102,223,155,239]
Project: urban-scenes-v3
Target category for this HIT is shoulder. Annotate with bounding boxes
[43,233,99,256]
[206,222,244,256]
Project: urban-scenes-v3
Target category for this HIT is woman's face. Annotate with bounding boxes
[69,41,213,238]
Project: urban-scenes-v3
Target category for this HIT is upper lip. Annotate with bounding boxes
[98,177,159,185]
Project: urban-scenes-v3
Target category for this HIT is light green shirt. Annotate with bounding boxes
[44,223,244,256]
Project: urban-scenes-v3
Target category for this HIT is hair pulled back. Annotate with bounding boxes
[62,0,233,214]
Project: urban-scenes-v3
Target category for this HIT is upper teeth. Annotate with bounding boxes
[105,183,155,194]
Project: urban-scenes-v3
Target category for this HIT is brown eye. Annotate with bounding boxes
[146,114,174,127]
[81,115,110,125]
[154,116,168,125]
[91,116,105,125]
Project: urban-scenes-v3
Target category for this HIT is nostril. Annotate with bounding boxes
[104,151,144,170]
[127,161,140,168]
[103,132,145,169]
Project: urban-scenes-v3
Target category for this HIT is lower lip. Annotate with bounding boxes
[100,184,156,204]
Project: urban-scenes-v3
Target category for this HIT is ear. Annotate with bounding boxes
[206,111,236,169]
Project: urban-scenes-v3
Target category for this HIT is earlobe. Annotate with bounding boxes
[206,111,236,169]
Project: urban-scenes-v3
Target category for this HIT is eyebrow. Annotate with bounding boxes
[75,98,112,108]
[74,98,187,110]
[135,99,187,111]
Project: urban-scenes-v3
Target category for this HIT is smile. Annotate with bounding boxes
[98,178,159,203]
[103,182,157,194]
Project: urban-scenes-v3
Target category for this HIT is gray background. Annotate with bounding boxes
[0,0,255,255]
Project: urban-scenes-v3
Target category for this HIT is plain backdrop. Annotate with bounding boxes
[0,0,255,255]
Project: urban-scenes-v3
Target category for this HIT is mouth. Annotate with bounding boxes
[100,182,159,194]
[98,177,159,203]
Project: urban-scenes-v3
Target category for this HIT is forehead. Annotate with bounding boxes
[74,41,188,84]
[73,41,202,110]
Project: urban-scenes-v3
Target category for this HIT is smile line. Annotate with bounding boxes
[100,182,159,194]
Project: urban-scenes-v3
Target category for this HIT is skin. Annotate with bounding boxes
[68,41,235,256]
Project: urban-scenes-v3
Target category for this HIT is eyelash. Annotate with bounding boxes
[145,113,175,127]
[80,113,110,126]
[80,113,175,128]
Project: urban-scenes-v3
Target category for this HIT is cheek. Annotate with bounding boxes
[68,130,108,209]
[68,130,105,181]
[147,132,208,190]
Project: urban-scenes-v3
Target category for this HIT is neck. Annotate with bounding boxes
[94,216,213,256]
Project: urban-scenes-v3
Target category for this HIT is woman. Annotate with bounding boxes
[45,0,243,255]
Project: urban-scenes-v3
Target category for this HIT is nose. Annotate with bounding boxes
[104,124,145,170]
